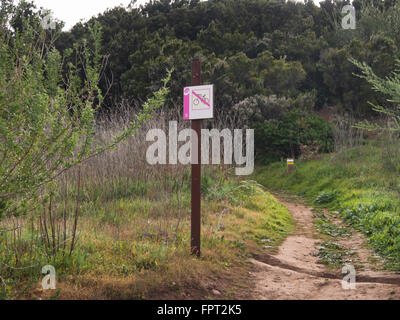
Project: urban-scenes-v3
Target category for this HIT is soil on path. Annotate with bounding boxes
[249,195,400,300]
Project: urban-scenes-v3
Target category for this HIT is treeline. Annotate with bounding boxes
[8,0,400,161]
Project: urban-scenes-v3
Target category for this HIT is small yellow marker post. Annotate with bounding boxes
[287,158,294,173]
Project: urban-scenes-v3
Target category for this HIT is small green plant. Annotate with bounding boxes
[228,240,246,250]
[313,241,356,268]
[315,190,340,205]
[236,180,263,195]
[204,179,261,205]
[314,212,352,238]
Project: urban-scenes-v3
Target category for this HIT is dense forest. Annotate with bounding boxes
[51,0,399,161]
[4,0,399,161]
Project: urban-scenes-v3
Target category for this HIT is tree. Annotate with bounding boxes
[351,58,400,131]
[0,4,171,219]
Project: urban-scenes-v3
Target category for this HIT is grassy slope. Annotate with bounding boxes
[56,187,294,299]
[254,142,400,270]
[2,178,294,300]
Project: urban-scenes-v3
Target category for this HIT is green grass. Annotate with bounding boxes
[254,141,400,271]
[0,173,294,299]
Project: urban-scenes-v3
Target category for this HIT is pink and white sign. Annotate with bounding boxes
[183,85,214,120]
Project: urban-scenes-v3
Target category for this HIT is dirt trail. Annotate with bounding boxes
[250,196,400,300]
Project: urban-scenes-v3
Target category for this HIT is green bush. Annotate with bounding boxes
[232,93,333,164]
[254,109,333,163]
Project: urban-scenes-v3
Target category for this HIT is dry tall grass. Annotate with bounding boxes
[0,100,247,299]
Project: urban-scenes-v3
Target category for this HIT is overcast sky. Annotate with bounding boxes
[31,0,147,30]
[30,0,325,31]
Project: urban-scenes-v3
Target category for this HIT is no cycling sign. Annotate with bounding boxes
[183,84,214,120]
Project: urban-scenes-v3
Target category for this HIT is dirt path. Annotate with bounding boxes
[249,196,400,300]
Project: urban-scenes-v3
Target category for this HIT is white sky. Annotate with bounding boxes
[31,0,149,30]
[29,0,325,31]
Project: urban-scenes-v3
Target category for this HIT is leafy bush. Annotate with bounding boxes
[254,109,333,163]
[233,92,333,163]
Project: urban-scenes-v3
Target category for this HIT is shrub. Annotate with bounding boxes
[254,110,333,163]
[0,17,171,218]
[232,93,333,163]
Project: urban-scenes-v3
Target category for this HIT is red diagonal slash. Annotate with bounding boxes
[192,91,210,107]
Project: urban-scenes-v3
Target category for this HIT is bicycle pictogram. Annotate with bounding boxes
[183,85,214,120]
[193,93,209,106]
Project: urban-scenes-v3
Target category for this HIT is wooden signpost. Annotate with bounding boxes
[287,158,294,173]
[184,59,214,257]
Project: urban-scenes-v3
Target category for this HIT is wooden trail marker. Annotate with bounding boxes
[183,60,215,257]
[191,60,202,257]
[287,158,295,173]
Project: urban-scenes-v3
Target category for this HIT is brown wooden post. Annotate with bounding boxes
[191,59,201,257]
[287,158,295,174]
